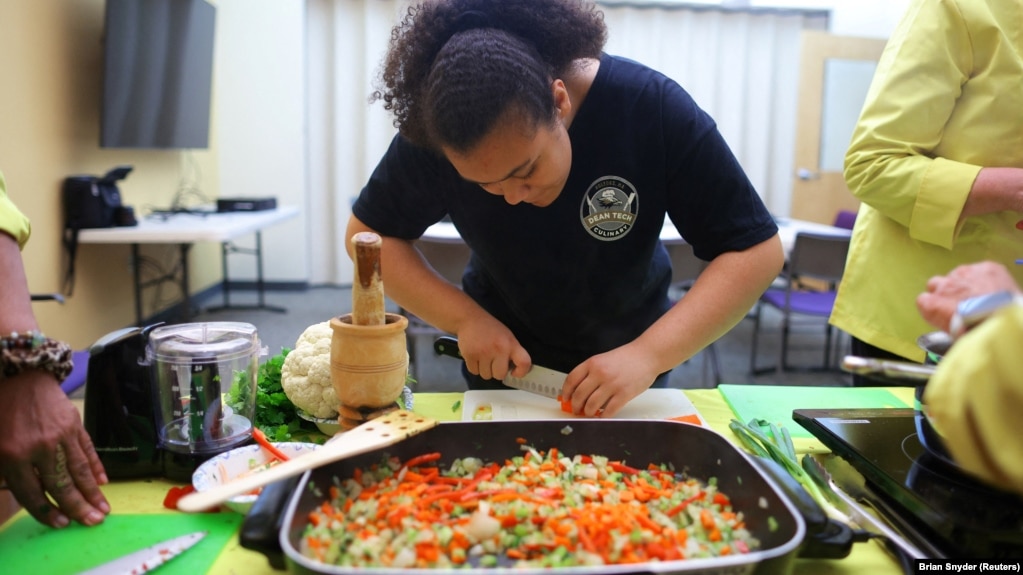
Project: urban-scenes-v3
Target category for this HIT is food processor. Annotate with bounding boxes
[83,321,264,482]
[148,322,264,481]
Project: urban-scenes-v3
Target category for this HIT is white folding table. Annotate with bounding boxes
[76,206,300,324]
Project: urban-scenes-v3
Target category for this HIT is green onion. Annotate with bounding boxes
[728,418,828,508]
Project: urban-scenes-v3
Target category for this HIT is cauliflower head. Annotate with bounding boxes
[281,321,338,418]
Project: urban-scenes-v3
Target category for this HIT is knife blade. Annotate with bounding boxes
[433,336,564,400]
[803,454,930,567]
[78,531,206,575]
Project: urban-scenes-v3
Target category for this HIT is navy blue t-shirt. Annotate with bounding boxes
[353,53,777,375]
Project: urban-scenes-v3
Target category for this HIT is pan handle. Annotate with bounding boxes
[841,356,935,382]
[751,456,862,559]
[239,475,302,570]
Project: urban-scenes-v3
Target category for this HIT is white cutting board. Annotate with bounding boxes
[461,389,704,423]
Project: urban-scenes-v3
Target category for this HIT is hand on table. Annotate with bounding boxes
[0,371,109,528]
[917,261,1021,333]
[560,344,660,418]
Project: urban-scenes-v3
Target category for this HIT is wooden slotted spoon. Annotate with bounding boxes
[177,410,439,513]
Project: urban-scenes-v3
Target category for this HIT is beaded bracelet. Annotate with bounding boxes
[0,330,74,382]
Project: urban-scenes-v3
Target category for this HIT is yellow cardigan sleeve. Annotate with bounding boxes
[923,304,1023,496]
[0,171,32,249]
[842,0,1016,249]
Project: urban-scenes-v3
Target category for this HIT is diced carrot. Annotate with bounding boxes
[403,452,442,468]
[560,396,574,414]
[610,461,640,474]
[700,508,716,530]
[668,414,703,425]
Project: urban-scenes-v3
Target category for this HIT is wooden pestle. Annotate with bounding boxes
[351,232,386,326]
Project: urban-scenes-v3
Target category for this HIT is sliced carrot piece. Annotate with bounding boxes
[560,396,574,414]
[668,414,703,425]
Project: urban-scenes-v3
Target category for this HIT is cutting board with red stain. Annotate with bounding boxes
[462,389,705,423]
[0,512,242,575]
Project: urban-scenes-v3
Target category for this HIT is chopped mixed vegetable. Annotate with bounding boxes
[300,444,758,568]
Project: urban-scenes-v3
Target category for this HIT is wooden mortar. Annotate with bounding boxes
[330,232,409,430]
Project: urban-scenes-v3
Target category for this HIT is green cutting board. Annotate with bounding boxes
[718,384,908,438]
[0,512,243,574]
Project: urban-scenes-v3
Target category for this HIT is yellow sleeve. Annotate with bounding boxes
[923,304,1023,495]
[842,0,983,249]
[0,171,32,249]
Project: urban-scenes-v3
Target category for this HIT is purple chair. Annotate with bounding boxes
[30,293,89,395]
[749,232,851,374]
[61,350,90,396]
[833,209,857,230]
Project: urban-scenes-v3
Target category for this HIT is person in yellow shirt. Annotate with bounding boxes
[916,261,1023,496]
[0,171,110,527]
[832,0,1023,385]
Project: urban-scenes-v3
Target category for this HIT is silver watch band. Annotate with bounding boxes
[949,290,1023,339]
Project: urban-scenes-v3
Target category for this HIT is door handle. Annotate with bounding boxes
[797,168,821,181]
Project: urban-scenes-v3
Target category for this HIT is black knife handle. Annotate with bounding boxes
[239,475,301,570]
[434,336,463,360]
[752,456,859,559]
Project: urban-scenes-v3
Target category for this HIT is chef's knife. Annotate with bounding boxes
[433,336,564,400]
[78,531,206,575]
[803,454,930,570]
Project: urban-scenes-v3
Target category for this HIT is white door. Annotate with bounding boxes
[790,31,888,224]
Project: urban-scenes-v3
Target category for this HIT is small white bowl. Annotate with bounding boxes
[296,409,342,436]
[192,441,320,514]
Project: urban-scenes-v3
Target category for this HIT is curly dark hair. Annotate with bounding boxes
[372,0,607,151]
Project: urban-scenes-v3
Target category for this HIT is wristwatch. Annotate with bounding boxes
[949,290,1023,339]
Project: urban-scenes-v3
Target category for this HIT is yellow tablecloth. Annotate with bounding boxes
[15,388,915,574]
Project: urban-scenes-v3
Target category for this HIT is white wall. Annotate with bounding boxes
[214,0,308,284]
[750,0,910,37]
[212,0,913,286]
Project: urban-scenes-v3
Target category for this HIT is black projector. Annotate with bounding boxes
[216,197,277,212]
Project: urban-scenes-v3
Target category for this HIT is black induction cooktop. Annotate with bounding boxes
[793,408,1023,559]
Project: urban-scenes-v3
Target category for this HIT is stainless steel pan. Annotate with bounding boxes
[840,331,958,469]
[246,420,807,575]
[840,356,936,382]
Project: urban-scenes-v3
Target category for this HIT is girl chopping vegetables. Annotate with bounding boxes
[346,0,783,416]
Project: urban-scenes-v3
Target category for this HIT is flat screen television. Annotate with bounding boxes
[101,0,216,149]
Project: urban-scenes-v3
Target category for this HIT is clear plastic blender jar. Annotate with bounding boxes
[148,322,263,457]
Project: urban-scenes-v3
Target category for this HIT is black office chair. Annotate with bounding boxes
[403,239,472,380]
[665,243,721,387]
[29,293,65,304]
[749,232,851,374]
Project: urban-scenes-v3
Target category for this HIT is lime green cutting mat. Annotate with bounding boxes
[0,512,243,575]
[719,384,909,438]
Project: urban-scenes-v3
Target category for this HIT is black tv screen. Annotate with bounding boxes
[101,0,216,149]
